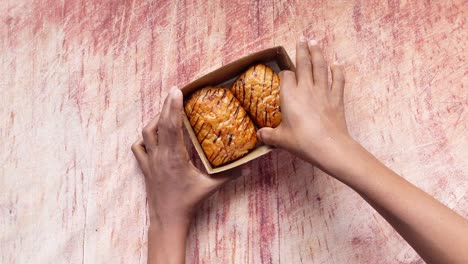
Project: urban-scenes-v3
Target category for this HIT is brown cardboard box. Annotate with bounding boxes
[180,46,295,174]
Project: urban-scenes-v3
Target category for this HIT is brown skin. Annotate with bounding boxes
[132,37,468,264]
[131,89,235,264]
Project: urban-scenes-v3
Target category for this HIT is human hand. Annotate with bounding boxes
[260,38,468,264]
[257,37,350,170]
[131,88,232,229]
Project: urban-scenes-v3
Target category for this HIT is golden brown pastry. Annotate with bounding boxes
[184,87,257,167]
[232,64,281,128]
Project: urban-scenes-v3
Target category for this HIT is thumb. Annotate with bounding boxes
[257,127,280,147]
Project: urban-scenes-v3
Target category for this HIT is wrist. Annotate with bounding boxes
[323,134,362,173]
[148,220,190,238]
[304,134,367,184]
[149,207,192,232]
[303,133,357,169]
[315,135,389,190]
[147,214,190,264]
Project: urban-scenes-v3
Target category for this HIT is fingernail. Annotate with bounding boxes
[299,35,307,43]
[170,87,179,96]
[308,39,318,46]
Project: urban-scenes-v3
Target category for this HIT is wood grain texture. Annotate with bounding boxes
[1,0,466,263]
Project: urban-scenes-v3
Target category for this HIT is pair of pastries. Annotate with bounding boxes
[184,64,281,167]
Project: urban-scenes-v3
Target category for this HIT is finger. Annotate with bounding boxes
[206,165,251,190]
[142,114,160,152]
[308,40,328,89]
[257,126,281,147]
[131,138,149,174]
[295,36,314,85]
[158,87,184,149]
[279,70,297,98]
[330,64,345,104]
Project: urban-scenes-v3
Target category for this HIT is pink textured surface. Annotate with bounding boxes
[1,0,467,263]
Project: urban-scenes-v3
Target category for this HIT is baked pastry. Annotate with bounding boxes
[232,64,281,128]
[184,87,257,167]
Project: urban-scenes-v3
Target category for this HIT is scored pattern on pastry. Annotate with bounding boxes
[184,87,257,167]
[232,64,281,128]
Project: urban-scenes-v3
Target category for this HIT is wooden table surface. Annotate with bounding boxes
[1,0,467,263]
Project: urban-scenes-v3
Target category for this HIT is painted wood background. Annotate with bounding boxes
[1,0,466,263]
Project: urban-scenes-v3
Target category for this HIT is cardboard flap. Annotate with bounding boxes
[180,47,295,96]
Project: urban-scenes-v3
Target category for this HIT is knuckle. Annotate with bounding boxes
[164,118,179,132]
[332,65,345,73]
[335,75,345,84]
[315,61,328,70]
[297,40,308,49]
[142,127,151,137]
[298,79,313,87]
[331,94,342,104]
[158,119,170,131]
[332,70,345,83]
[279,70,295,81]
[280,70,294,76]
[170,151,185,161]
[299,58,312,67]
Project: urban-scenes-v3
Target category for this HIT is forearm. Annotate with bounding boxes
[311,137,468,263]
[147,221,189,264]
